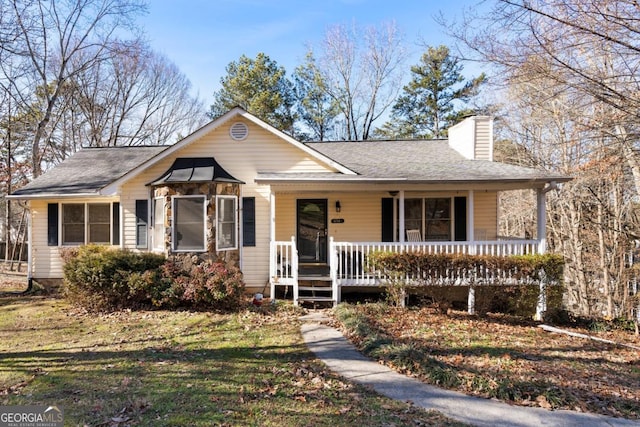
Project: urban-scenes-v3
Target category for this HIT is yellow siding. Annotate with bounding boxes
[29,118,502,291]
[30,197,118,279]
[474,191,498,239]
[473,117,493,161]
[275,192,388,243]
[117,119,337,290]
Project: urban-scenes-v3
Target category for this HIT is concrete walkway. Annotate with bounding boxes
[299,312,640,427]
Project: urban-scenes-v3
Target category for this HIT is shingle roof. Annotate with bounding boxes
[11,146,166,197]
[11,135,569,199]
[297,140,569,184]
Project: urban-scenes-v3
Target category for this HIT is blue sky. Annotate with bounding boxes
[140,1,483,106]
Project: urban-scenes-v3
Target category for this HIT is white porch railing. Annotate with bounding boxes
[269,237,298,302]
[269,238,542,304]
[330,239,541,286]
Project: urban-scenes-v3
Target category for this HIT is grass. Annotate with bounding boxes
[0,296,465,426]
[333,303,640,419]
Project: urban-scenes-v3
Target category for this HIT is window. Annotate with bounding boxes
[135,200,148,248]
[173,196,206,251]
[60,202,118,246]
[405,199,422,232]
[425,198,451,241]
[400,197,452,242]
[153,198,165,251]
[217,196,237,250]
[88,204,111,244]
[62,204,85,245]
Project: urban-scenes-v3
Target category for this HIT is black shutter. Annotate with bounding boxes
[381,198,394,242]
[135,200,148,248]
[454,197,467,241]
[112,202,120,246]
[242,197,256,246]
[47,203,58,246]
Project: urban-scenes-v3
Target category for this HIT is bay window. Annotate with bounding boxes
[153,197,165,251]
[217,195,237,250]
[173,196,206,252]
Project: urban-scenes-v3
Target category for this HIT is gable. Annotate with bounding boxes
[103,108,353,195]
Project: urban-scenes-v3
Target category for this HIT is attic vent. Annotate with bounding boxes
[229,122,249,141]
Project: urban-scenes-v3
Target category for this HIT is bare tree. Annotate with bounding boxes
[0,0,146,177]
[65,40,206,151]
[448,0,640,195]
[444,0,640,321]
[311,21,407,140]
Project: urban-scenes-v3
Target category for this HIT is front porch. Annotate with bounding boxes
[270,237,551,318]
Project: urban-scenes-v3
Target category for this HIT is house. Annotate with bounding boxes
[9,107,570,314]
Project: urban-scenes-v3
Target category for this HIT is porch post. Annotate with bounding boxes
[535,270,548,321]
[269,189,276,243]
[399,190,405,242]
[468,286,475,315]
[26,208,33,291]
[536,188,547,254]
[467,190,475,254]
[536,187,549,320]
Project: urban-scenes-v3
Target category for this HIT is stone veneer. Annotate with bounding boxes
[152,182,240,270]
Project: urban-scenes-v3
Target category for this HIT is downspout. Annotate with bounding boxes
[24,207,33,293]
[238,187,243,272]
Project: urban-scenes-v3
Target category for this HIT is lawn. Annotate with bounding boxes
[0,296,464,427]
[333,303,640,420]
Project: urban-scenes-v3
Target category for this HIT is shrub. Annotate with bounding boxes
[369,251,564,314]
[63,247,247,312]
[63,245,166,312]
[369,251,564,284]
[170,260,245,311]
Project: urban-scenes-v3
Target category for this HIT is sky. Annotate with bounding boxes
[139,0,484,106]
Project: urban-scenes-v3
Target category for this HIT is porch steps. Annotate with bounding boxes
[297,276,334,305]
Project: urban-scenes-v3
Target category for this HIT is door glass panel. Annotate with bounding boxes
[297,200,327,263]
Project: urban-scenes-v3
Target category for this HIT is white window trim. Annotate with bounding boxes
[216,195,238,251]
[171,195,207,253]
[60,202,115,246]
[152,197,165,252]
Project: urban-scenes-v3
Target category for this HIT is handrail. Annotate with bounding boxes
[269,237,298,301]
[270,239,542,303]
[330,240,541,286]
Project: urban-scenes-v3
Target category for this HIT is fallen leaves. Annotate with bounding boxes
[335,304,640,419]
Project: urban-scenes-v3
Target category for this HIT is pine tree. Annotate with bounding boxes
[210,53,296,134]
[375,45,485,139]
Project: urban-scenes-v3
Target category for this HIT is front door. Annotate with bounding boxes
[297,199,328,264]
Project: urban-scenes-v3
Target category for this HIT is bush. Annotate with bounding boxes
[369,251,564,284]
[167,260,246,311]
[369,251,564,315]
[63,245,166,312]
[62,246,246,312]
